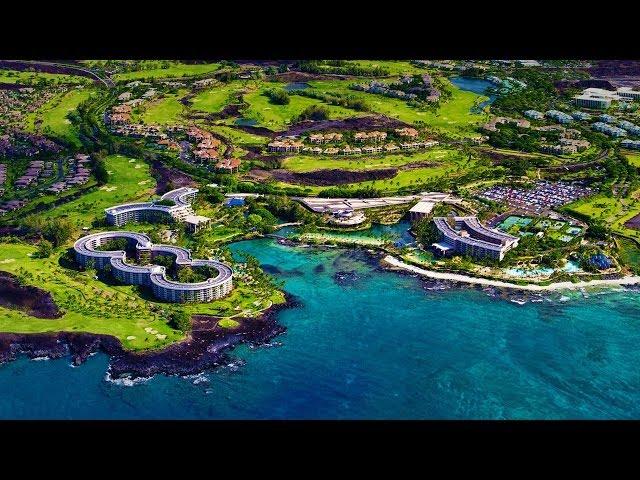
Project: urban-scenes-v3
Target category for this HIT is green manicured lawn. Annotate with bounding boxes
[624,151,640,167]
[25,88,93,147]
[402,249,437,266]
[0,243,182,351]
[242,83,362,130]
[1,180,99,222]
[180,283,285,321]
[276,150,473,193]
[138,91,187,125]
[307,78,487,137]
[202,225,245,243]
[281,148,455,173]
[0,69,90,85]
[565,195,622,223]
[191,81,246,113]
[617,236,640,271]
[0,242,286,350]
[565,192,640,240]
[113,62,221,81]
[218,318,240,329]
[277,159,474,194]
[33,154,157,227]
[357,163,467,190]
[208,125,269,145]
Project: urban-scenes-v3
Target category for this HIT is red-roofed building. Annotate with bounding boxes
[216,158,241,173]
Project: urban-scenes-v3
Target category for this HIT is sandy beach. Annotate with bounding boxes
[382,255,640,291]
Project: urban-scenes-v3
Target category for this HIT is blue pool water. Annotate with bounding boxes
[361,220,415,247]
[297,220,415,247]
[1,237,640,419]
[450,76,497,112]
[284,82,310,91]
[505,260,583,278]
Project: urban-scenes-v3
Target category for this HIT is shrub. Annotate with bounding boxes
[297,105,329,121]
[34,239,54,258]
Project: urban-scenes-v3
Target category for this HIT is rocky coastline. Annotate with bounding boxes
[0,271,63,319]
[0,293,299,380]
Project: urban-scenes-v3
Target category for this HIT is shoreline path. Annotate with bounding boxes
[382,255,640,291]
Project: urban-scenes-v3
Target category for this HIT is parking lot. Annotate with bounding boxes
[479,181,593,215]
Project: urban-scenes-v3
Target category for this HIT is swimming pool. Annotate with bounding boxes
[504,260,582,278]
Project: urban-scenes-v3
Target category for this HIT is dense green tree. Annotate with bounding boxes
[265,89,290,105]
[24,217,75,247]
[96,237,129,252]
[169,310,191,332]
[177,267,207,283]
[413,217,440,245]
[318,186,381,198]
[93,157,109,184]
[297,105,330,121]
[199,186,225,203]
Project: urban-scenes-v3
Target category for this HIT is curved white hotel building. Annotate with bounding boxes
[432,216,519,261]
[105,187,199,226]
[74,231,233,303]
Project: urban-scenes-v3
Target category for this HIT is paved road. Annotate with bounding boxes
[0,60,113,88]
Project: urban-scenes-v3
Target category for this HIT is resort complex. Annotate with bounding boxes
[73,231,233,303]
[3,58,640,419]
[432,216,519,261]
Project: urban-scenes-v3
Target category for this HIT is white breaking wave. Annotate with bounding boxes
[104,371,151,387]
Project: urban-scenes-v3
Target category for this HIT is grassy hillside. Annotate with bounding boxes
[25,88,94,147]
[307,79,487,137]
[113,62,221,81]
[35,154,156,227]
[281,148,455,172]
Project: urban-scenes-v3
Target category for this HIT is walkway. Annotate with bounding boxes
[274,222,302,229]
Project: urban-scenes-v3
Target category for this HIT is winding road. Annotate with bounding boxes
[0,60,113,88]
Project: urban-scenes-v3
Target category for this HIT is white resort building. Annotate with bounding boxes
[105,187,206,227]
[73,231,233,303]
[573,87,640,109]
[432,216,519,261]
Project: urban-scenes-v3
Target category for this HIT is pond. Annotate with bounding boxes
[284,82,310,92]
[234,118,258,126]
[450,76,497,113]
[277,219,415,248]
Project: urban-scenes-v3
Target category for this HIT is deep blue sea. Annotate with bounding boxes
[1,235,640,419]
